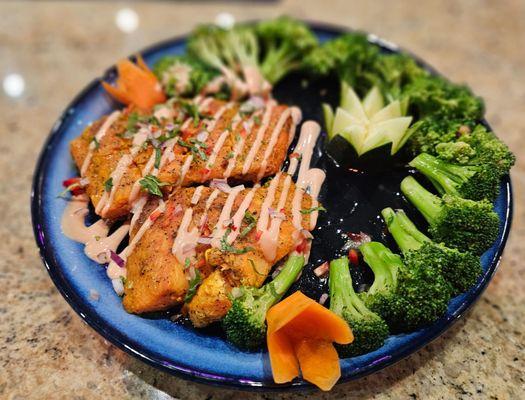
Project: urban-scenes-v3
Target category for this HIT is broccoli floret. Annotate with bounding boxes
[302,32,380,95]
[256,16,318,84]
[153,55,219,97]
[381,207,482,295]
[402,75,484,120]
[222,255,305,350]
[328,257,388,357]
[401,176,500,255]
[359,241,451,332]
[405,116,476,157]
[459,125,515,176]
[409,153,501,201]
[187,24,268,97]
[434,141,476,164]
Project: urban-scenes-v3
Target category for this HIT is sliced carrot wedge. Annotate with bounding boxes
[266,291,353,390]
[103,55,165,111]
[293,338,341,391]
[266,329,299,384]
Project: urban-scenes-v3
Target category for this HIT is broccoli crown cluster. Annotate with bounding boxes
[359,242,451,333]
[153,55,219,97]
[329,257,388,357]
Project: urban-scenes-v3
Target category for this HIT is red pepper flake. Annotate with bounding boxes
[255,230,262,241]
[205,147,212,156]
[231,225,237,231]
[201,168,211,176]
[348,249,359,266]
[289,152,300,159]
[295,237,309,254]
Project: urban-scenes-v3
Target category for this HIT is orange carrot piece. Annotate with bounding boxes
[103,55,166,111]
[293,338,341,391]
[266,291,353,390]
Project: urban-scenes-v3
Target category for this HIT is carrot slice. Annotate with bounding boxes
[293,338,341,391]
[102,55,166,111]
[266,291,353,390]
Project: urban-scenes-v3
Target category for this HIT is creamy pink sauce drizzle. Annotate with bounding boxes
[224,111,254,178]
[242,101,276,174]
[209,185,244,248]
[81,111,121,175]
[226,185,259,244]
[256,106,301,181]
[199,188,220,227]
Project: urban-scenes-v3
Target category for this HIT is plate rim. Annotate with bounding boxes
[30,21,514,391]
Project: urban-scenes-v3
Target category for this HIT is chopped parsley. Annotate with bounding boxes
[226,151,235,160]
[300,206,327,214]
[253,115,261,125]
[220,228,254,254]
[178,138,208,161]
[184,258,191,269]
[139,175,168,196]
[239,211,257,238]
[181,101,206,127]
[157,127,180,143]
[104,177,113,192]
[184,269,202,303]
[154,147,162,169]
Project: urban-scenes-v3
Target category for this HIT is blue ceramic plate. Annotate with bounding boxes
[31,23,513,390]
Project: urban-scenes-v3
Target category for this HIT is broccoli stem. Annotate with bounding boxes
[359,242,401,296]
[267,255,305,301]
[381,207,430,253]
[409,153,474,197]
[329,257,370,317]
[401,176,442,226]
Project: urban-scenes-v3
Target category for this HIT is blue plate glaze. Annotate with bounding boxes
[31,23,513,390]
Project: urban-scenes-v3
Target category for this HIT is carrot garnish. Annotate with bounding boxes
[102,55,166,111]
[266,291,353,391]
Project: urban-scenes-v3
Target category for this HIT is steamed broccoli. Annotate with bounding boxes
[222,255,305,350]
[406,117,476,157]
[256,16,318,84]
[401,176,500,255]
[302,32,380,95]
[381,207,482,294]
[402,75,484,120]
[359,241,451,332]
[153,55,219,97]
[328,257,388,357]
[409,153,501,201]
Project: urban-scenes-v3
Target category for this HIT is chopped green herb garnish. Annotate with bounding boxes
[91,136,100,149]
[239,211,257,238]
[104,177,113,192]
[158,127,180,143]
[220,228,254,254]
[184,258,191,269]
[181,101,205,127]
[154,147,162,169]
[300,206,327,214]
[253,115,261,125]
[139,174,169,196]
[184,269,202,303]
[226,151,235,160]
[178,138,208,161]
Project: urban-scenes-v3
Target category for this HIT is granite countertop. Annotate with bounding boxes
[1,1,523,398]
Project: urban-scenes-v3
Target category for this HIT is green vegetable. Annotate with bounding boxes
[239,211,257,238]
[220,227,254,254]
[178,138,208,161]
[300,206,327,214]
[324,82,413,157]
[139,175,169,197]
[104,177,113,192]
[222,255,305,350]
[402,74,484,120]
[359,241,451,332]
[410,153,501,201]
[382,208,481,295]
[256,16,318,84]
[184,269,202,303]
[400,176,499,255]
[328,257,388,357]
[153,54,219,97]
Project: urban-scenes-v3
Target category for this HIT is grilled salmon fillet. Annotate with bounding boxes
[122,174,316,327]
[70,97,301,220]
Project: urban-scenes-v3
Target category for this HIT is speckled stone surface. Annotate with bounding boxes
[0,1,524,398]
